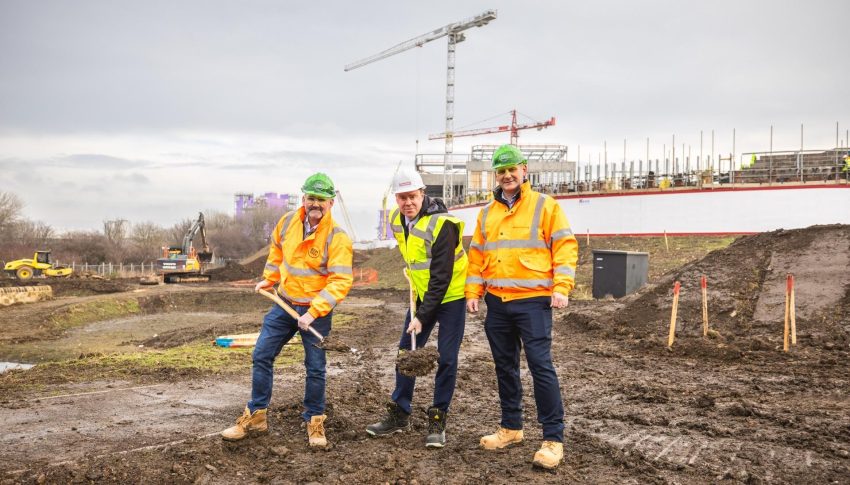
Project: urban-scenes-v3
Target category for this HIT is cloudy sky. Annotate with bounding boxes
[1,0,847,239]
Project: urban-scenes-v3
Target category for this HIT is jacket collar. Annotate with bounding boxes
[403,195,449,223]
[493,181,531,208]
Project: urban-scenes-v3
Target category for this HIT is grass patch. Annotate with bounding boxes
[332,312,356,329]
[0,340,303,397]
[50,298,141,331]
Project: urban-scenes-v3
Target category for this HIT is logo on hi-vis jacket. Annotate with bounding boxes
[309,247,320,258]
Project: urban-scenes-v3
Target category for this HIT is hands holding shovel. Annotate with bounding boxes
[406,317,422,337]
[256,287,355,353]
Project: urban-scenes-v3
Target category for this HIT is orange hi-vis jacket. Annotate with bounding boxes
[262,207,353,318]
[465,181,578,302]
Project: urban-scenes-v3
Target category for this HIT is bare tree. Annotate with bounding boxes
[0,191,23,236]
[128,221,167,261]
[103,219,128,245]
[56,231,110,264]
[168,218,194,249]
[0,193,55,261]
[14,220,54,248]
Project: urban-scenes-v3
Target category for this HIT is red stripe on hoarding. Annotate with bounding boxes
[450,183,849,210]
[584,232,758,237]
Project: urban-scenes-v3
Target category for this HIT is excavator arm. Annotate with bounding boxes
[183,213,213,263]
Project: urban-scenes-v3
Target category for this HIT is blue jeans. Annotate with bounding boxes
[483,292,565,443]
[391,297,466,414]
[247,303,331,421]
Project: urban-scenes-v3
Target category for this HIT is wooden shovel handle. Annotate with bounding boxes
[257,289,324,342]
[402,268,417,351]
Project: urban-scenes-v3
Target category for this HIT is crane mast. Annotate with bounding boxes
[345,9,498,201]
[334,190,359,242]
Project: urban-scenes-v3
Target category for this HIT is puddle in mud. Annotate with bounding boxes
[0,362,34,373]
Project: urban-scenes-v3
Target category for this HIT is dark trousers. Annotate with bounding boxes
[483,292,565,442]
[248,303,331,421]
[391,297,466,415]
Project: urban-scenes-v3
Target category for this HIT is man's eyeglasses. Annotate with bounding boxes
[495,167,519,176]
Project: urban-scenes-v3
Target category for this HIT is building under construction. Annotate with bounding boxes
[415,144,574,206]
[408,145,850,239]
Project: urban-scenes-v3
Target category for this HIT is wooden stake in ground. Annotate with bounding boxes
[664,230,670,252]
[701,275,709,336]
[667,281,681,348]
[789,274,797,345]
[783,274,791,352]
[586,229,590,246]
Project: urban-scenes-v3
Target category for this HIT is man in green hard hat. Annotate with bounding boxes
[221,172,354,449]
[466,144,579,470]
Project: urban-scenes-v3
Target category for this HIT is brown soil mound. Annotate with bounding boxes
[610,224,850,354]
[397,346,439,377]
[206,261,259,282]
[0,278,132,296]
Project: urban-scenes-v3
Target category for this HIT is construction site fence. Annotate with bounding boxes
[59,261,224,278]
[455,149,849,205]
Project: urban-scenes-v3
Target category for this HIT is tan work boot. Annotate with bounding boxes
[480,427,524,449]
[306,414,328,448]
[221,407,268,441]
[532,441,564,469]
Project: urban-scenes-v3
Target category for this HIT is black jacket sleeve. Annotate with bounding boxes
[415,220,459,327]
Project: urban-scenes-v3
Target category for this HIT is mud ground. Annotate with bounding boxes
[1,230,849,484]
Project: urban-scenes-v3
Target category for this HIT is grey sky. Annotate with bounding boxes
[1,0,848,237]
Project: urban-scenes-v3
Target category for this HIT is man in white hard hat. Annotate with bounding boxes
[365,168,468,448]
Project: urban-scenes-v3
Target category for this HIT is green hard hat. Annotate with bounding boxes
[492,144,527,169]
[301,172,336,198]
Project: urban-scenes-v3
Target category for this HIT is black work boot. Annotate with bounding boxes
[425,407,447,448]
[366,402,410,436]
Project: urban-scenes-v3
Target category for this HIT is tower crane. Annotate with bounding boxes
[334,190,359,242]
[378,160,404,240]
[429,109,556,145]
[344,9,498,201]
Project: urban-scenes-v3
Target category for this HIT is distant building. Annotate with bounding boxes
[234,192,299,217]
[377,208,393,240]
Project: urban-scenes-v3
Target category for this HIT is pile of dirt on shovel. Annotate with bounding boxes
[601,224,850,355]
[398,346,440,376]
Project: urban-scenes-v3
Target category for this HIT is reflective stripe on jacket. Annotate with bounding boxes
[390,208,468,304]
[465,181,578,302]
[262,207,353,318]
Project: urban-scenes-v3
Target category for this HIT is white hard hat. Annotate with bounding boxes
[391,169,426,194]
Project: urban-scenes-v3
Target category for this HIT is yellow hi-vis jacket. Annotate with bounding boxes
[389,208,468,303]
[465,181,578,302]
[262,207,353,318]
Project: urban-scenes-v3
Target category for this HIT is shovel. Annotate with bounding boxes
[404,268,418,351]
[397,268,439,377]
[257,289,355,353]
